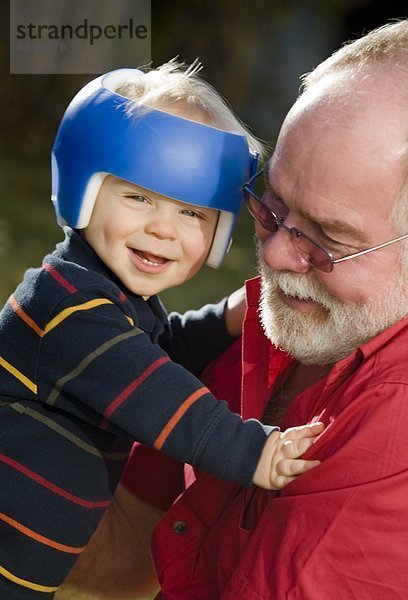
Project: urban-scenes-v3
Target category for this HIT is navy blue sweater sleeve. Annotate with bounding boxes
[162,298,236,375]
[36,287,274,487]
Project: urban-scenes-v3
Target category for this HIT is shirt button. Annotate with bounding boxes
[173,520,188,535]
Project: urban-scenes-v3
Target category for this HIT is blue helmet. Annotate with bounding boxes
[51,69,258,268]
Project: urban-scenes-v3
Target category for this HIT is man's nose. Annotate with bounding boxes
[257,223,310,273]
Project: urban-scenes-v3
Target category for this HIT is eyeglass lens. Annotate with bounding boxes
[245,178,333,272]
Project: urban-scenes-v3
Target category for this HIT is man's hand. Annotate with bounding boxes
[253,422,324,490]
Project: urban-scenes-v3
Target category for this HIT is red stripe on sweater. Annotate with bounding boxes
[100,355,171,429]
[0,454,110,509]
[43,263,78,294]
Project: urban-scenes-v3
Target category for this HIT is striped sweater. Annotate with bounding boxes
[0,228,272,598]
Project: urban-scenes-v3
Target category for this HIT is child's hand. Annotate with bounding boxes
[253,422,324,490]
[225,286,246,337]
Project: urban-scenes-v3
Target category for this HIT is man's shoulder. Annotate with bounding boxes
[362,317,408,385]
[326,319,408,425]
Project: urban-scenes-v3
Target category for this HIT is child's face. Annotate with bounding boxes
[83,176,218,298]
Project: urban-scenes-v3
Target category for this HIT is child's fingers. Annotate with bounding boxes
[272,461,318,489]
[276,457,320,478]
[281,435,318,459]
[281,422,324,442]
[271,474,296,489]
[267,423,324,489]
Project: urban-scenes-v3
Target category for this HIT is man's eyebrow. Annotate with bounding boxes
[297,208,369,243]
[265,155,368,243]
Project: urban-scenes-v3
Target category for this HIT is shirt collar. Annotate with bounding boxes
[244,275,408,403]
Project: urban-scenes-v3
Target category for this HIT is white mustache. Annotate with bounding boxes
[260,261,342,311]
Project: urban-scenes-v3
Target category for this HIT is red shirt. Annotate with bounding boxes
[124,277,408,599]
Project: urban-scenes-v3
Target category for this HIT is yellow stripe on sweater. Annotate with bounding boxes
[0,400,129,460]
[0,356,37,394]
[0,564,59,593]
[10,295,134,336]
[44,298,114,333]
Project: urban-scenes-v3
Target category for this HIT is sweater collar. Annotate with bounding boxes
[53,228,171,338]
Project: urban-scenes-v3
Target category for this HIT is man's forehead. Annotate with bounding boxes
[265,64,408,234]
[286,66,408,144]
[264,157,369,242]
[269,84,407,187]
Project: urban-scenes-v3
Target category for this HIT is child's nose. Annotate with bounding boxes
[145,208,177,240]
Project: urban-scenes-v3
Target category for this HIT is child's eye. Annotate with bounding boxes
[181,208,204,219]
[127,195,150,204]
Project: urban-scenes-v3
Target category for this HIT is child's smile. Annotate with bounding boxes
[84,176,218,298]
[128,247,174,272]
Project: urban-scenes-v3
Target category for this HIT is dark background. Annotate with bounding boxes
[1,0,406,310]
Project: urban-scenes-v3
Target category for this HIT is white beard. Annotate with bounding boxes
[256,240,408,365]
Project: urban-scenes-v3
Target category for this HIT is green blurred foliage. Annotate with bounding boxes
[0,156,61,299]
[1,0,406,310]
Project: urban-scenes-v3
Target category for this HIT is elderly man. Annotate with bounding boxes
[60,19,408,599]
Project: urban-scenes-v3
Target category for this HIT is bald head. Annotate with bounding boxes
[299,19,408,211]
[273,25,408,240]
[302,19,408,92]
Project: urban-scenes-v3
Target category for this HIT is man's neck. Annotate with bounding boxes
[263,362,332,426]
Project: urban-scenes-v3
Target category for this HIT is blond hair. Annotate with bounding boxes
[115,58,264,158]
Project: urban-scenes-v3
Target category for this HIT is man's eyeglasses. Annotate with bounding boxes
[241,169,408,273]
